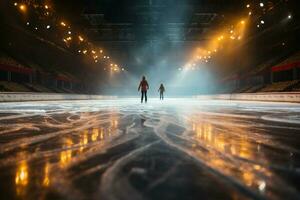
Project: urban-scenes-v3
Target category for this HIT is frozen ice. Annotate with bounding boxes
[0,98,300,200]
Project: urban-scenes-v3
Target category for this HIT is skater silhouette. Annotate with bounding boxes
[138,76,149,103]
[158,83,165,100]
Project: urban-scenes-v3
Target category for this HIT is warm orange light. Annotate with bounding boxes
[45,5,49,9]
[241,20,245,25]
[78,35,84,42]
[60,21,66,27]
[19,4,26,12]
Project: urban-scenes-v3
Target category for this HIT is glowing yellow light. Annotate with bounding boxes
[66,36,72,41]
[14,2,18,6]
[100,49,103,53]
[91,129,99,141]
[45,5,49,9]
[60,21,66,27]
[83,50,87,54]
[78,35,84,42]
[114,64,118,67]
[19,4,26,12]
[15,161,28,186]
[42,163,50,187]
[248,11,252,16]
[246,4,250,8]
[92,50,96,54]
[241,20,245,25]
[110,63,113,66]
[95,60,98,63]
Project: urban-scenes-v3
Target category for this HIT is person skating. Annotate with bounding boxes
[158,83,165,100]
[138,76,149,103]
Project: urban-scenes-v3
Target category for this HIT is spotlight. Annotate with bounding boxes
[60,21,66,27]
[45,5,49,9]
[14,2,18,6]
[259,2,264,7]
[46,25,51,29]
[241,20,245,25]
[288,14,292,19]
[246,4,250,8]
[68,31,71,35]
[260,20,264,24]
[78,35,84,42]
[248,12,252,16]
[19,4,26,12]
[26,22,30,26]
[257,24,260,28]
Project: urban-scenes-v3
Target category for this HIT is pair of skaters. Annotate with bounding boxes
[138,76,165,103]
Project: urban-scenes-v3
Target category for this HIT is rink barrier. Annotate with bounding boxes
[195,92,300,103]
[0,92,117,102]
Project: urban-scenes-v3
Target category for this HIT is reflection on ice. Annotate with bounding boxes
[0,99,300,199]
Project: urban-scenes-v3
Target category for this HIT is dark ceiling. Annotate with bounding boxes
[63,0,241,72]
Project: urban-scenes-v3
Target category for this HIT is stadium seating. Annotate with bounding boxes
[0,81,32,92]
[259,80,299,92]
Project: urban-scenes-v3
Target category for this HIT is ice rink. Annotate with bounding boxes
[0,98,300,200]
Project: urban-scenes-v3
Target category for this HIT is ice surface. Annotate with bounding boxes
[0,98,300,200]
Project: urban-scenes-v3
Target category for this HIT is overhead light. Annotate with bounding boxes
[26,22,30,26]
[45,5,49,9]
[260,20,264,24]
[260,2,264,7]
[248,12,252,16]
[19,4,26,12]
[288,14,292,19]
[78,35,84,42]
[241,20,245,25]
[46,25,51,29]
[246,4,250,8]
[60,21,66,27]
[68,31,71,35]
[257,24,260,28]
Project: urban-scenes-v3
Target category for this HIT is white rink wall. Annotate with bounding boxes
[196,92,300,103]
[0,92,117,102]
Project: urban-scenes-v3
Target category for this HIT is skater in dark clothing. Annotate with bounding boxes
[158,83,165,100]
[138,76,149,103]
